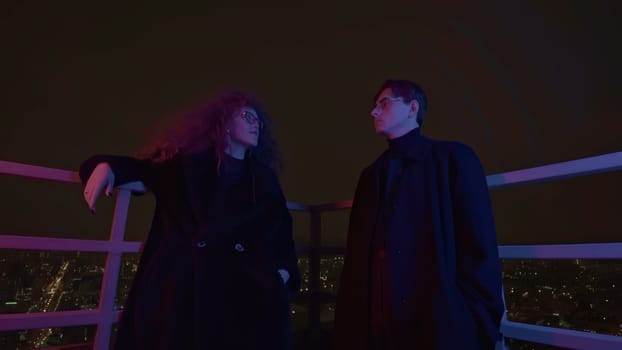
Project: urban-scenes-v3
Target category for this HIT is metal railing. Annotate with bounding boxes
[498,242,622,349]
[0,160,143,349]
[1,151,621,349]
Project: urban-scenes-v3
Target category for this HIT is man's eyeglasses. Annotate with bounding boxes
[239,110,263,129]
[373,96,403,111]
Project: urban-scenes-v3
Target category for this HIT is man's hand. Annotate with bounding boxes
[277,269,290,284]
[83,162,115,214]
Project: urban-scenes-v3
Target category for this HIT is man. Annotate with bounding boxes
[333,80,504,349]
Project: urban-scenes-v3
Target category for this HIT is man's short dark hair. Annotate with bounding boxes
[374,79,428,127]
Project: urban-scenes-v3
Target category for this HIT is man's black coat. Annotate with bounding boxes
[333,130,504,349]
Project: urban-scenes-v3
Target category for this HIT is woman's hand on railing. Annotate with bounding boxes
[83,162,115,214]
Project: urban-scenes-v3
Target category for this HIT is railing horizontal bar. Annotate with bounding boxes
[0,235,142,253]
[295,246,346,255]
[502,320,622,349]
[499,243,622,259]
[287,201,311,211]
[312,200,353,211]
[487,151,622,189]
[317,246,347,255]
[295,246,309,255]
[292,291,337,303]
[5,239,621,260]
[0,160,146,192]
[0,160,81,184]
[0,310,122,331]
[39,341,94,350]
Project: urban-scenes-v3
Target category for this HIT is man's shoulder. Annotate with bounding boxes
[428,138,479,161]
[358,162,377,179]
[360,151,387,175]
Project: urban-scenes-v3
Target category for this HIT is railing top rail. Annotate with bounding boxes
[0,160,154,192]
[486,151,622,189]
[0,160,80,184]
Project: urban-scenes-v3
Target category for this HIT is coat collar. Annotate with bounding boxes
[182,151,258,232]
[371,128,433,207]
[383,128,432,162]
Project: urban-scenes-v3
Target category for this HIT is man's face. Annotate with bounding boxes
[370,88,419,139]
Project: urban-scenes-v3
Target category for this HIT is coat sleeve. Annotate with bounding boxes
[274,203,301,294]
[271,176,301,295]
[333,168,370,344]
[449,143,504,346]
[79,154,157,190]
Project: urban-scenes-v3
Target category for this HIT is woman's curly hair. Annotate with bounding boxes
[137,91,280,172]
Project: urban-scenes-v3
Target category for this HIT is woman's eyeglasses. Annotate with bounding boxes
[239,111,264,129]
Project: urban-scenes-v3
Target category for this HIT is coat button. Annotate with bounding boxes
[234,243,245,252]
[196,240,206,248]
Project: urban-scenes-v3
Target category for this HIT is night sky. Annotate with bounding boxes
[1,2,621,247]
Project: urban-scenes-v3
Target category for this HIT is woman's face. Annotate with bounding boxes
[227,107,262,150]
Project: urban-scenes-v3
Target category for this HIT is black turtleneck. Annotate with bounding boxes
[379,128,423,199]
[205,153,248,233]
[386,127,421,157]
[219,153,246,192]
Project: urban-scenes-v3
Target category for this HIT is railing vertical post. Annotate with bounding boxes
[94,189,132,350]
[308,206,322,347]
[497,283,509,349]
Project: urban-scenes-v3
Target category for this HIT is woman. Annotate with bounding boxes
[80,91,300,349]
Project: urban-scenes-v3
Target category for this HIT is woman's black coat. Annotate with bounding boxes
[80,152,300,350]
